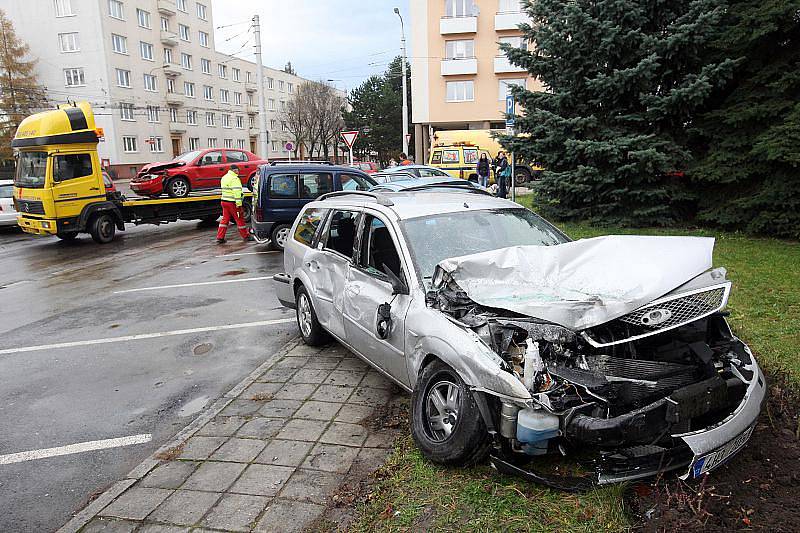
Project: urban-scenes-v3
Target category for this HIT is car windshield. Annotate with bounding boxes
[403,208,569,282]
[174,150,202,163]
[0,184,13,198]
[14,152,48,189]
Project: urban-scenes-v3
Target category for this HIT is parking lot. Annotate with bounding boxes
[0,220,298,531]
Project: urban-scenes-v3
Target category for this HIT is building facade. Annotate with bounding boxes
[4,0,315,178]
[409,0,539,162]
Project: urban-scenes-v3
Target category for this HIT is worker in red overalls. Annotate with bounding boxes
[216,165,250,244]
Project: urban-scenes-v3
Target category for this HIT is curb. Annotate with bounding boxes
[57,336,301,533]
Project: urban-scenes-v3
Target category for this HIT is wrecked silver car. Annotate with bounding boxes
[273,187,765,488]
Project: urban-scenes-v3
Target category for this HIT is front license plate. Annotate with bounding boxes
[691,425,755,477]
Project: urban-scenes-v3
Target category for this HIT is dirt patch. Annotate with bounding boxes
[154,442,185,461]
[220,269,248,277]
[630,371,800,532]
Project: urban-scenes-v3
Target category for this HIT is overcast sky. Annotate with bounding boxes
[211,0,411,92]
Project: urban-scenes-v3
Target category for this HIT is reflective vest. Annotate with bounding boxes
[220,171,243,206]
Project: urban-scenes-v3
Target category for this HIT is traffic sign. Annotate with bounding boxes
[341,131,359,148]
[505,95,516,127]
[284,141,294,152]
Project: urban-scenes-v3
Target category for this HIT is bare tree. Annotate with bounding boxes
[279,82,345,161]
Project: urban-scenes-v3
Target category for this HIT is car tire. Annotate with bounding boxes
[514,168,531,186]
[411,359,490,466]
[167,177,190,198]
[295,285,330,346]
[89,213,116,244]
[247,174,256,191]
[56,231,78,242]
[241,200,252,224]
[270,223,291,251]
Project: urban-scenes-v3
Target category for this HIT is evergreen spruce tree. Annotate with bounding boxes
[0,9,46,161]
[503,0,735,226]
[691,0,800,238]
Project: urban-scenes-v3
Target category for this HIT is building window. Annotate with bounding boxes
[64,67,85,86]
[161,16,169,31]
[280,100,286,110]
[206,112,215,126]
[218,64,227,79]
[54,0,74,17]
[281,121,288,132]
[235,115,244,129]
[147,106,160,123]
[498,35,527,53]
[137,8,151,28]
[246,71,252,83]
[237,139,246,149]
[140,41,154,61]
[189,137,200,150]
[184,81,195,97]
[224,139,233,148]
[208,137,218,147]
[248,93,254,105]
[169,107,178,122]
[278,80,284,91]
[498,0,524,13]
[58,33,80,53]
[288,83,294,93]
[111,34,127,54]
[446,80,474,102]
[268,98,275,111]
[232,68,240,81]
[119,103,135,121]
[196,3,207,20]
[220,89,229,103]
[143,73,157,92]
[499,78,526,100]
[199,31,209,47]
[167,78,175,93]
[269,118,276,129]
[203,85,213,100]
[187,110,197,125]
[122,136,138,153]
[164,48,173,64]
[108,0,124,20]
[234,92,242,105]
[221,114,231,128]
[445,0,475,17]
[176,0,188,12]
[181,52,192,70]
[271,141,277,151]
[178,24,190,41]
[116,68,131,88]
[267,77,273,89]
[201,58,211,74]
[445,39,475,59]
[149,137,164,153]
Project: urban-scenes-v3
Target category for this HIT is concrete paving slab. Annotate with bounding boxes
[177,436,227,460]
[82,517,139,532]
[253,499,325,533]
[241,382,284,399]
[302,443,360,473]
[278,469,341,504]
[289,368,332,384]
[333,403,375,424]
[304,356,343,370]
[218,399,264,417]
[200,493,270,532]
[361,371,394,389]
[258,399,302,418]
[147,489,220,526]
[136,524,189,533]
[273,383,318,401]
[311,384,353,403]
[323,370,365,387]
[319,422,369,447]
[259,368,297,382]
[293,400,343,421]
[272,356,310,369]
[181,461,247,492]
[230,464,294,496]
[139,461,198,490]
[255,440,314,467]
[196,416,248,437]
[276,419,329,442]
[210,438,267,463]
[349,386,393,406]
[235,418,285,439]
[98,488,174,521]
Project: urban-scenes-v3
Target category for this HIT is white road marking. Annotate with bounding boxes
[0,434,152,465]
[0,318,295,356]
[220,251,280,257]
[113,276,273,294]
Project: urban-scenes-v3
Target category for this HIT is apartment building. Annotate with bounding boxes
[409,0,539,161]
[4,0,311,177]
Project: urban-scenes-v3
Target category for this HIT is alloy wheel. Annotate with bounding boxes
[275,227,290,248]
[297,293,313,338]
[424,379,461,442]
[171,180,188,197]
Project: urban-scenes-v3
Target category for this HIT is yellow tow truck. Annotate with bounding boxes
[12,102,250,243]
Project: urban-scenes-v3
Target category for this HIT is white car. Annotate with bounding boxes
[0,180,18,227]
[273,186,765,488]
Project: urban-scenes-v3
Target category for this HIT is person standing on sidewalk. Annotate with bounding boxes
[476,153,491,188]
[216,165,250,244]
[495,152,510,199]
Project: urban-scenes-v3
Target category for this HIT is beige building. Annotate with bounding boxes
[409,0,539,162]
[4,0,319,178]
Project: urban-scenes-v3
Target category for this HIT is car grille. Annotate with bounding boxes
[15,199,45,215]
[582,283,731,348]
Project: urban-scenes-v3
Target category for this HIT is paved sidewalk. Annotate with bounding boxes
[66,341,404,533]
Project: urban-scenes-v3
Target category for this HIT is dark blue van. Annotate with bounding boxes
[251,162,376,250]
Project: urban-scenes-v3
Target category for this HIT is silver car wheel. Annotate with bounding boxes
[171,180,188,197]
[297,293,313,338]
[275,227,290,248]
[425,380,460,442]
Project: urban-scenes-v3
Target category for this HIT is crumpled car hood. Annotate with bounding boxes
[138,161,185,174]
[434,235,715,331]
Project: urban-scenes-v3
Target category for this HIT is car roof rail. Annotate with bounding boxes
[400,182,494,195]
[318,190,394,206]
[269,160,333,166]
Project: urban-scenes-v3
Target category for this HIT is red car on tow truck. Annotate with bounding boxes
[131,148,267,198]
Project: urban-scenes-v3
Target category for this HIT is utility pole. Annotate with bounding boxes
[252,15,269,158]
[394,8,409,157]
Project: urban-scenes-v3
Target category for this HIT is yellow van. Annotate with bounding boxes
[429,144,494,182]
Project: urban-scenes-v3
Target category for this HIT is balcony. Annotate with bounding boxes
[157,0,176,16]
[249,127,260,136]
[441,58,478,76]
[169,123,186,134]
[165,93,183,106]
[162,64,181,77]
[245,82,257,93]
[440,16,477,34]
[245,104,257,114]
[160,31,178,47]
[494,56,526,73]
[495,11,527,31]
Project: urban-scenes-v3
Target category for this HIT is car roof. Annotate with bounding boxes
[310,190,519,220]
[0,179,14,185]
[371,176,466,191]
[260,164,369,174]
[384,165,442,172]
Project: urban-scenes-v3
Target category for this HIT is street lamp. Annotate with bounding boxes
[394,7,409,158]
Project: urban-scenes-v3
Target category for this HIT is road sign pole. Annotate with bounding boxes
[349,147,353,166]
[511,152,516,203]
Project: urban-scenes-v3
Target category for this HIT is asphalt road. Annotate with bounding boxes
[0,216,296,532]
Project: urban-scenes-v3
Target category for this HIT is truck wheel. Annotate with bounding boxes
[295,285,330,346]
[89,213,116,244]
[411,360,490,466]
[270,223,291,251]
[56,232,78,242]
[514,168,531,186]
[167,177,190,198]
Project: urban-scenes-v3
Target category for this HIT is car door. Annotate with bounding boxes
[51,152,102,220]
[195,150,226,189]
[337,172,372,191]
[304,209,360,340]
[342,212,412,387]
[266,172,301,223]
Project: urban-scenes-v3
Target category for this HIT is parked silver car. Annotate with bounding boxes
[273,187,765,487]
[0,180,18,227]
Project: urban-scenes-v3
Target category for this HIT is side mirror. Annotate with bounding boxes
[382,264,409,295]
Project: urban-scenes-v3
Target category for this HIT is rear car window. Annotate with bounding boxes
[269,174,298,198]
[339,173,371,191]
[226,151,248,163]
[200,151,224,165]
[293,208,327,247]
[324,210,359,258]
[300,173,333,199]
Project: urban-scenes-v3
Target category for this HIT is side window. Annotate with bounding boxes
[463,149,478,164]
[200,151,224,165]
[226,150,248,163]
[324,210,359,258]
[358,215,403,280]
[300,173,333,199]
[431,150,442,165]
[53,154,94,182]
[293,208,327,247]
[339,173,370,191]
[442,149,459,163]
[418,168,441,177]
[268,174,298,198]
